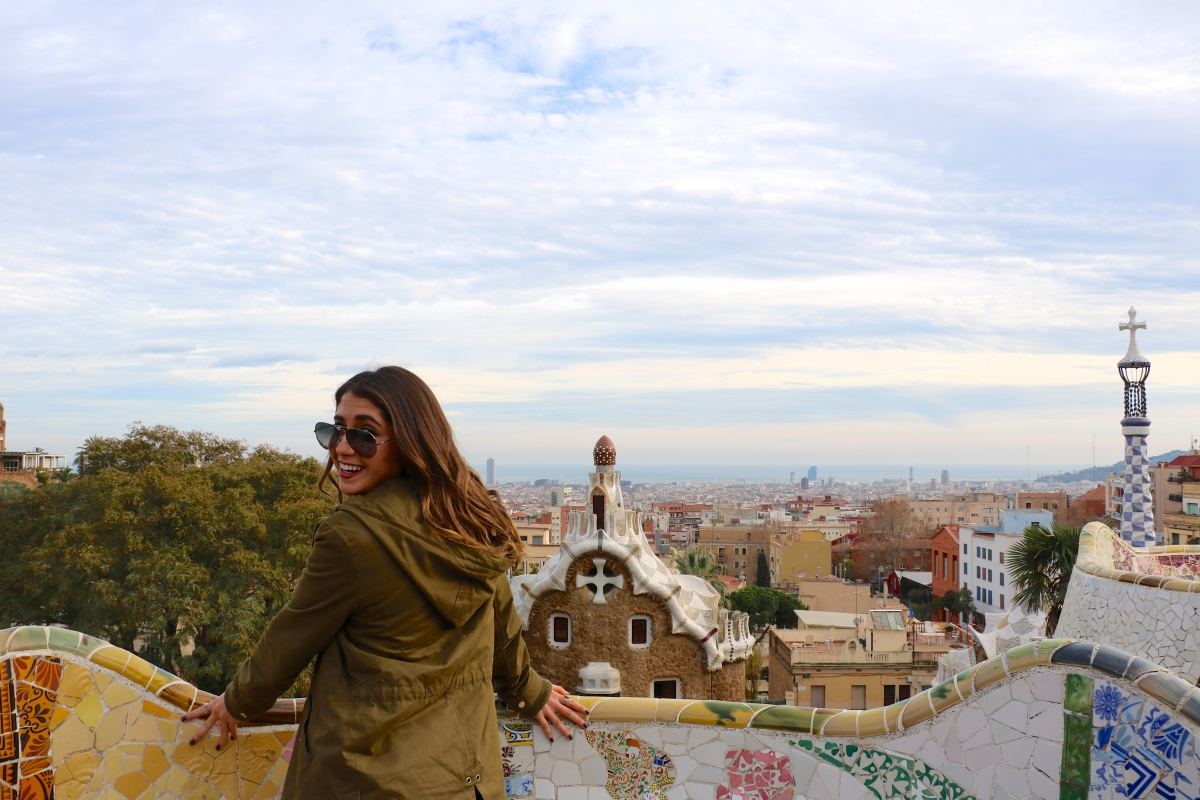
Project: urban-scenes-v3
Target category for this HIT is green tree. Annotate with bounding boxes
[0,424,334,694]
[725,586,807,629]
[755,550,771,587]
[0,482,30,503]
[1007,524,1081,636]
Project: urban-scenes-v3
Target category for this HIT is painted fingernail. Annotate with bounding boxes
[568,735,574,740]
[188,740,195,746]
[215,745,221,751]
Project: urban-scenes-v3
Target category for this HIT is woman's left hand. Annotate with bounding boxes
[533,685,589,741]
[181,693,240,750]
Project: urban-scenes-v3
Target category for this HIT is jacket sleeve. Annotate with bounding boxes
[492,575,552,718]
[224,520,361,721]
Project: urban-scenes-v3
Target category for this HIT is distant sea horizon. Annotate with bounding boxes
[472,463,1110,486]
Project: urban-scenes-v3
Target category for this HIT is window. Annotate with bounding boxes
[976,566,980,579]
[963,563,968,574]
[898,685,911,701]
[988,549,993,561]
[999,552,1004,565]
[629,616,652,648]
[652,679,680,699]
[988,590,993,605]
[987,569,992,582]
[883,685,896,705]
[963,543,967,555]
[1000,595,1005,610]
[719,547,725,555]
[872,610,905,630]
[976,546,981,558]
[810,685,826,708]
[532,535,544,545]
[999,573,1005,586]
[550,614,571,647]
[851,685,867,710]
[1026,502,1032,509]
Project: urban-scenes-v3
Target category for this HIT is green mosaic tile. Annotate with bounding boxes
[1059,782,1088,800]
[1060,711,1092,786]
[800,745,974,800]
[790,738,814,752]
[1064,674,1093,715]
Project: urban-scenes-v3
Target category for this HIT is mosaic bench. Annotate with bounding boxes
[1059,521,1200,681]
[0,625,1198,800]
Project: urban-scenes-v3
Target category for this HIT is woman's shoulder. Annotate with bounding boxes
[320,478,425,540]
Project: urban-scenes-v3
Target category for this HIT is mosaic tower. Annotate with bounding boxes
[1117,308,1154,547]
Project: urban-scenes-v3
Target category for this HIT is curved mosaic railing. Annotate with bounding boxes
[1058,522,1200,681]
[6,624,1200,800]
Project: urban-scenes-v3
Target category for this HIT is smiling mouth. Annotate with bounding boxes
[338,464,365,478]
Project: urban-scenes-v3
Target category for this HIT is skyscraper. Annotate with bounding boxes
[941,469,949,486]
[486,457,495,486]
[807,466,817,482]
[1117,308,1154,547]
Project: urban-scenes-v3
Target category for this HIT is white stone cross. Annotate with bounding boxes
[1120,307,1146,340]
[576,558,624,604]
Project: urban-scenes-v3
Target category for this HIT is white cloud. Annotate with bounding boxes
[1,0,1197,469]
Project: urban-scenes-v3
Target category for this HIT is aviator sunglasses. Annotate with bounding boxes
[314,422,392,459]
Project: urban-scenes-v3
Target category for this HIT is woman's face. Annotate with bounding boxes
[331,391,401,495]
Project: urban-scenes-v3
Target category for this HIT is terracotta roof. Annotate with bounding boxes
[1167,455,1200,467]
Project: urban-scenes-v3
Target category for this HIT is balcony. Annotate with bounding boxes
[788,644,913,665]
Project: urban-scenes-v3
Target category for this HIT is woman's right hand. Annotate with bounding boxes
[534,685,589,741]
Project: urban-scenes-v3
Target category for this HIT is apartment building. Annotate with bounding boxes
[767,608,963,709]
[929,525,962,622]
[960,510,1051,615]
[694,525,778,583]
[1012,492,1068,526]
[1163,456,1200,545]
[907,492,1004,531]
[775,531,833,588]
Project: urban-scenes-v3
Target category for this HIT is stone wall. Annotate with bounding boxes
[524,555,744,702]
[7,624,1200,800]
[1058,522,1200,682]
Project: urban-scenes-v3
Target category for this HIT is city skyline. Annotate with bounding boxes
[3,2,1198,464]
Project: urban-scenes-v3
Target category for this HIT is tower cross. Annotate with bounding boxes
[576,558,624,604]
[1119,307,1146,342]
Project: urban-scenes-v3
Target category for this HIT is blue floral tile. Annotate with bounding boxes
[1097,683,1127,725]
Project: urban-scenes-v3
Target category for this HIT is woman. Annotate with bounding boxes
[184,366,587,799]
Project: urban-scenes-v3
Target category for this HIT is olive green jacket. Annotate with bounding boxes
[225,477,551,800]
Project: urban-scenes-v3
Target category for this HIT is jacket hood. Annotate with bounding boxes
[336,476,515,627]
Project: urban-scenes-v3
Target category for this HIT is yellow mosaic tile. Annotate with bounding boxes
[676,701,755,728]
[141,700,175,719]
[653,698,694,722]
[89,645,132,676]
[52,713,95,766]
[50,704,73,731]
[119,657,157,691]
[898,692,935,728]
[96,708,131,752]
[102,681,141,710]
[75,690,104,730]
[58,664,96,707]
[146,667,177,697]
[584,697,658,723]
[5,625,50,653]
[972,656,1008,692]
[252,780,278,800]
[144,744,169,783]
[819,710,859,737]
[158,682,198,714]
[882,700,905,733]
[126,712,161,743]
[113,771,149,799]
[1004,643,1038,672]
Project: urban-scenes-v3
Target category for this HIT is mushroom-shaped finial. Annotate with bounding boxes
[593,435,616,466]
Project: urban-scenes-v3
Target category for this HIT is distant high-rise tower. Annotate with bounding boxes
[807,466,817,482]
[790,471,795,484]
[1117,308,1154,547]
[486,457,495,486]
[941,469,949,486]
[800,477,809,490]
[909,466,914,482]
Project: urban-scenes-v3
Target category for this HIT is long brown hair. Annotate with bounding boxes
[318,367,523,563]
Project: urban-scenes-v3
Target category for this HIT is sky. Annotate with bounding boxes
[2,1,1198,479]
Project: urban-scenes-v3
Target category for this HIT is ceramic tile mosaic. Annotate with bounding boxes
[583,729,676,800]
[792,740,974,800]
[5,620,1200,800]
[1059,525,1200,683]
[1089,677,1200,800]
[715,748,794,800]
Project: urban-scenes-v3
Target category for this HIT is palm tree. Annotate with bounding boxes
[1006,524,1081,636]
[673,548,726,595]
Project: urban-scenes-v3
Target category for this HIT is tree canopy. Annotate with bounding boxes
[1007,523,1081,636]
[755,550,771,587]
[0,424,334,694]
[725,586,807,629]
